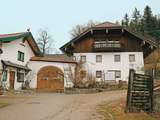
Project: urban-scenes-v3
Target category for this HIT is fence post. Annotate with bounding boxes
[125,69,135,112]
[150,68,154,112]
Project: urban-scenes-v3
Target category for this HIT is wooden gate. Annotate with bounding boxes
[37,66,64,92]
[126,69,154,112]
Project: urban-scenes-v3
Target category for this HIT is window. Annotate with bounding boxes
[80,55,86,62]
[115,71,121,78]
[80,70,87,79]
[129,54,135,62]
[18,51,24,62]
[2,70,7,81]
[96,55,102,63]
[96,71,102,78]
[114,55,120,62]
[17,72,25,82]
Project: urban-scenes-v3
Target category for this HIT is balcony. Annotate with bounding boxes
[93,41,123,52]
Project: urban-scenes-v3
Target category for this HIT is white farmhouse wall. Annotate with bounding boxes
[74,52,144,82]
[28,61,76,88]
[0,38,34,66]
[0,38,35,90]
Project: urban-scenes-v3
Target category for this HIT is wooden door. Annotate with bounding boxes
[37,66,64,92]
[9,71,15,90]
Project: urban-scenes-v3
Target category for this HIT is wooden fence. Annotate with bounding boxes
[126,69,154,112]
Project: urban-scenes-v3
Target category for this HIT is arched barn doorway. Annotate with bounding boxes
[37,66,64,92]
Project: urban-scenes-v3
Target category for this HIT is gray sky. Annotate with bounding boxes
[0,0,160,52]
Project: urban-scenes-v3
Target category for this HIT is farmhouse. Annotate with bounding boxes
[0,32,76,91]
[60,22,157,84]
[0,21,157,91]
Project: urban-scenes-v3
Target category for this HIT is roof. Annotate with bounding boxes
[1,60,31,71]
[125,29,157,47]
[0,32,26,39]
[60,22,122,51]
[30,54,76,63]
[0,32,41,56]
[93,21,121,28]
[60,21,157,52]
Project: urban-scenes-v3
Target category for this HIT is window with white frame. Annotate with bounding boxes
[115,71,121,78]
[80,70,87,79]
[114,55,120,62]
[96,55,102,63]
[129,54,135,62]
[17,72,25,82]
[96,71,102,78]
[80,55,86,62]
[2,70,7,81]
[18,51,24,62]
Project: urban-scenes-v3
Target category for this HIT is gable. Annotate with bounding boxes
[0,32,41,56]
[60,22,157,58]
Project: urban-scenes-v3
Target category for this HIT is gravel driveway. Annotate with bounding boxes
[0,90,126,120]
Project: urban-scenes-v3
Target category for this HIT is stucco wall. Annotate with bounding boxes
[28,61,76,88]
[0,38,35,90]
[74,52,144,82]
[0,38,34,67]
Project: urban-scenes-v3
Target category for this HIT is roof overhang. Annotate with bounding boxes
[0,32,42,56]
[1,60,31,71]
[60,26,157,53]
[60,26,123,52]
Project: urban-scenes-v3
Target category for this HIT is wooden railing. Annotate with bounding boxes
[93,41,123,51]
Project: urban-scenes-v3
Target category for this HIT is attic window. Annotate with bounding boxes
[18,51,24,62]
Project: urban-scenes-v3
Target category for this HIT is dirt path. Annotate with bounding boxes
[0,90,126,120]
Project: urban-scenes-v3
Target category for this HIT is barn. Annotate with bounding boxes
[28,54,76,91]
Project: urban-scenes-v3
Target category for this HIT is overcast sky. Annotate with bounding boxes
[0,0,159,52]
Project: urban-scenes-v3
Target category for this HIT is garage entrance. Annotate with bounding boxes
[37,66,64,92]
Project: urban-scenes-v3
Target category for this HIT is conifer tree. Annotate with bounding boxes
[131,8,141,32]
[122,13,130,28]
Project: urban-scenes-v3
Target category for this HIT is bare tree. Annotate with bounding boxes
[70,20,99,38]
[37,28,54,55]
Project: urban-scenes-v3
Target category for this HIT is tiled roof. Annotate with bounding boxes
[1,60,31,71]
[30,54,76,63]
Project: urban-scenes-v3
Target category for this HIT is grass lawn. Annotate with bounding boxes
[97,98,160,120]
